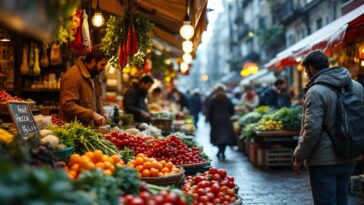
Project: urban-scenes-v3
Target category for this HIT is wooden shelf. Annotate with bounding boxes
[254,130,300,138]
[21,89,60,92]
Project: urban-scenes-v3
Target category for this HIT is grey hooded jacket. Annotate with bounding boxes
[294,67,363,167]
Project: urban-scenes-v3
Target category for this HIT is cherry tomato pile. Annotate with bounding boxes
[105,132,154,155]
[182,167,237,205]
[0,90,24,102]
[147,135,206,165]
[105,133,206,165]
[120,190,188,205]
[52,115,65,127]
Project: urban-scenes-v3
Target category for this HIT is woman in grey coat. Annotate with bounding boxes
[206,85,236,159]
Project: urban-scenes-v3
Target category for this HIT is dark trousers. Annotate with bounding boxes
[217,144,226,155]
[308,162,355,205]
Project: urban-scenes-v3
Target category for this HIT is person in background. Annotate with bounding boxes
[240,85,259,111]
[148,87,163,104]
[123,75,154,123]
[189,89,202,127]
[260,78,291,108]
[171,89,190,112]
[293,50,362,205]
[206,84,236,160]
[59,48,108,126]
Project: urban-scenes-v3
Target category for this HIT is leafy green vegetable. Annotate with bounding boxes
[0,162,92,205]
[113,166,140,195]
[253,106,272,114]
[241,123,258,140]
[73,169,120,205]
[120,146,135,163]
[271,107,302,131]
[239,112,262,126]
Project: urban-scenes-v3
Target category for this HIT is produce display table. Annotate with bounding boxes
[252,130,300,169]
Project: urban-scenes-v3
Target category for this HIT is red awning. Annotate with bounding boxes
[265,4,364,69]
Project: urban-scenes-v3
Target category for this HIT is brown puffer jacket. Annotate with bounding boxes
[59,58,105,125]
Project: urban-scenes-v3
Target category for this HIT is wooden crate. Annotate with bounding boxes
[264,148,293,168]
[244,139,249,156]
[237,136,245,153]
[248,141,258,164]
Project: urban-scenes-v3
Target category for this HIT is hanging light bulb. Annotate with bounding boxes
[182,40,193,53]
[92,0,105,27]
[180,21,194,40]
[180,62,189,74]
[183,53,192,64]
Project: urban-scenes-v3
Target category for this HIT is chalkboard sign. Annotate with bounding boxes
[7,102,39,136]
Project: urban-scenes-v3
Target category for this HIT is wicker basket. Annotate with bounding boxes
[230,195,243,205]
[233,183,239,193]
[53,146,75,160]
[178,161,211,175]
[141,168,185,187]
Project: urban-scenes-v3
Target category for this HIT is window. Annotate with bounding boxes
[316,18,323,30]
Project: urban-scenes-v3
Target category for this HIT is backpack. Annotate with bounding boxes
[315,81,364,158]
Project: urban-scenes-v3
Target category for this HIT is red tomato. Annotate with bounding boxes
[209,167,218,175]
[211,183,220,193]
[218,169,227,178]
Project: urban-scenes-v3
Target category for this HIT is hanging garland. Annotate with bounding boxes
[101,9,153,69]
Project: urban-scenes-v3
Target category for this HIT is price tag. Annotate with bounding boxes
[7,102,39,137]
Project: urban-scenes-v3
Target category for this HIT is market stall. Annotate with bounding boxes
[238,106,302,169]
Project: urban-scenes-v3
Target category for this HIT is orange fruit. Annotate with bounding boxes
[142,169,151,177]
[69,154,81,165]
[71,164,80,172]
[162,167,170,173]
[156,162,163,170]
[150,168,159,177]
[115,162,124,167]
[68,170,77,178]
[136,153,145,158]
[135,157,144,165]
[158,172,164,177]
[80,157,91,169]
[111,155,121,163]
[95,162,105,169]
[92,150,104,163]
[166,162,173,169]
[104,161,113,169]
[135,165,144,171]
[127,162,135,167]
[85,151,94,159]
[103,170,112,176]
[102,155,109,162]
[160,160,167,167]
[151,161,159,169]
[143,162,152,169]
[108,166,115,173]
[86,162,95,170]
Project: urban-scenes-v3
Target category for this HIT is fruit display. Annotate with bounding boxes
[0,128,14,144]
[30,143,65,168]
[119,189,189,205]
[256,117,283,130]
[105,132,208,165]
[147,135,206,165]
[127,153,181,177]
[0,90,24,102]
[49,121,120,155]
[182,167,237,205]
[52,115,65,127]
[64,150,124,180]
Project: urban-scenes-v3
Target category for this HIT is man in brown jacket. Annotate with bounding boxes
[59,49,107,126]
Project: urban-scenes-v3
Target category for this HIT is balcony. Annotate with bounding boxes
[275,0,302,24]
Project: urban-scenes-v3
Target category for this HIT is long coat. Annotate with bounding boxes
[206,91,236,146]
[59,58,105,125]
[123,83,149,123]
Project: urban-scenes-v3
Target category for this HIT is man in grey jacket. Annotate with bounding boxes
[293,50,363,205]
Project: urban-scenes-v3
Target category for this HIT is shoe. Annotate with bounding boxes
[216,152,222,159]
[221,153,226,160]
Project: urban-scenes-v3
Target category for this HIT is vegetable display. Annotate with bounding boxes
[120,189,189,205]
[64,150,124,180]
[49,122,120,155]
[182,167,237,204]
[0,90,24,102]
[271,107,302,131]
[239,112,262,126]
[241,123,258,140]
[127,153,181,177]
[256,116,283,130]
[105,132,207,165]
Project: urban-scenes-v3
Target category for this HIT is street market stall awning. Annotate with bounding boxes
[265,4,364,69]
[93,0,208,55]
[239,69,275,86]
[221,71,242,85]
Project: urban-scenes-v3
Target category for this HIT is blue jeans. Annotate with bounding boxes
[308,162,355,205]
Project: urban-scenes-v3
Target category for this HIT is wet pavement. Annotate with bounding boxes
[195,119,363,205]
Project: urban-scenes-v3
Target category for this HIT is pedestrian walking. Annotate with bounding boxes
[293,50,364,205]
[189,89,202,127]
[206,85,236,160]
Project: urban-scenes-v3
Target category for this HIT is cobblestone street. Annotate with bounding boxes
[195,119,363,205]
